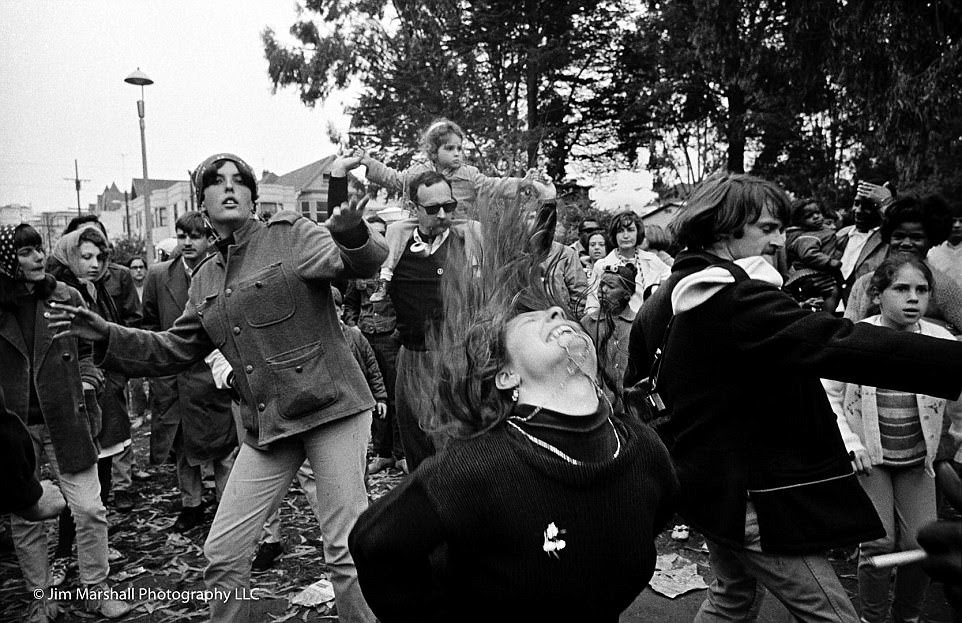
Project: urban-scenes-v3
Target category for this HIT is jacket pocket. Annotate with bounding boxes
[266,340,338,419]
[239,263,295,328]
[196,293,227,346]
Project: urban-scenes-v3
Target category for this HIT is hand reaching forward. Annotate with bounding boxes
[328,195,372,234]
[331,147,368,177]
[45,302,110,341]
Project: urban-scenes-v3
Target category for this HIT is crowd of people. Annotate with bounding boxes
[1,117,961,623]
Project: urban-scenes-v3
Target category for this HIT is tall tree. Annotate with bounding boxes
[263,0,627,182]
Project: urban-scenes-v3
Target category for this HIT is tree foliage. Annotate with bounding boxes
[263,0,628,181]
[611,0,962,204]
[265,0,962,207]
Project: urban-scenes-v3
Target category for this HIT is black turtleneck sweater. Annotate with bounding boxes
[349,405,678,623]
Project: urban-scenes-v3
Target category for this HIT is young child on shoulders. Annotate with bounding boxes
[783,197,844,311]
[334,119,554,295]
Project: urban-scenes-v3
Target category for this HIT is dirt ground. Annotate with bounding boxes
[1,419,956,622]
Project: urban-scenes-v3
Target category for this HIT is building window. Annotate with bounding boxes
[315,201,327,222]
[158,206,168,227]
[301,201,312,219]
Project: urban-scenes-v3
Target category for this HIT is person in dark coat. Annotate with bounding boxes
[63,215,142,511]
[141,211,237,532]
[625,171,962,623]
[1,223,130,621]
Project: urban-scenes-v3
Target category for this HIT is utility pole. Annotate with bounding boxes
[124,190,131,237]
[63,159,90,216]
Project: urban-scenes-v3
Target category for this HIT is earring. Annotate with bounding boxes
[511,386,519,402]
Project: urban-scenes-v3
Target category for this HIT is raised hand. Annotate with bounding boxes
[328,195,372,234]
[331,147,368,177]
[856,181,893,208]
[45,301,110,341]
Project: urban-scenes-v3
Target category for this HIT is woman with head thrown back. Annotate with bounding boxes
[0,224,131,621]
[46,153,388,623]
[347,201,678,622]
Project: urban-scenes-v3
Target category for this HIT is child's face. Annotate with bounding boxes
[599,271,632,313]
[800,204,823,230]
[435,133,463,171]
[873,264,931,331]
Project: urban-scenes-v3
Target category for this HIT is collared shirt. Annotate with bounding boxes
[839,227,878,279]
[411,227,450,255]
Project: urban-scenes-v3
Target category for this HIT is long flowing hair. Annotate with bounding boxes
[420,187,580,444]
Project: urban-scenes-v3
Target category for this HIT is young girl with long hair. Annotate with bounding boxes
[348,198,677,622]
[824,256,962,623]
[336,118,555,294]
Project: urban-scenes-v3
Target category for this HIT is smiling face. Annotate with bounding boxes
[77,241,103,280]
[16,245,46,282]
[203,161,253,236]
[874,264,931,331]
[500,307,597,387]
[888,221,930,258]
[434,133,463,171]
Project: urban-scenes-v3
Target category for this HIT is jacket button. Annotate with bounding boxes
[62,352,72,361]
[255,281,263,288]
[295,365,303,373]
[233,326,241,335]
[245,365,253,373]
[225,288,233,296]
[257,403,266,411]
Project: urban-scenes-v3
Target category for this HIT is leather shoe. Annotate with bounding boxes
[112,490,137,513]
[83,582,132,619]
[171,505,204,532]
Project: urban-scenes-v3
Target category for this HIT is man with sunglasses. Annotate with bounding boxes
[327,169,482,470]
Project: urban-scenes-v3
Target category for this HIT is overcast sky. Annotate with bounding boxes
[0,1,354,212]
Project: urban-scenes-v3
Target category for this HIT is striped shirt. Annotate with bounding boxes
[876,387,926,467]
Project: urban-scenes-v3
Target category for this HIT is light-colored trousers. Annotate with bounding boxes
[695,503,859,623]
[857,465,936,623]
[203,411,375,623]
[12,424,110,590]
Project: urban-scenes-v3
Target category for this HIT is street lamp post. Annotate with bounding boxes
[124,68,155,265]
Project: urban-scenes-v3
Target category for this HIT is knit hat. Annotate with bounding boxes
[192,153,258,207]
[0,224,19,279]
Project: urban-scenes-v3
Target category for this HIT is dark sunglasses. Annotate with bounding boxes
[415,199,458,215]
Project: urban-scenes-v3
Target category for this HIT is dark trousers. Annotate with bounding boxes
[395,346,438,471]
[365,331,403,460]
